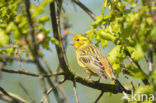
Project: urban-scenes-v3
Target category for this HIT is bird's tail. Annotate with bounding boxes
[112,78,127,92]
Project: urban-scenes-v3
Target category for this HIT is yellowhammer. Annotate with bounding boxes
[71,34,126,92]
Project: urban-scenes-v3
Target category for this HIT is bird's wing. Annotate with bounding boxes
[78,50,107,78]
[79,43,115,79]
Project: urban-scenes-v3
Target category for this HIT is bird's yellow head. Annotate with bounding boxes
[72,34,90,49]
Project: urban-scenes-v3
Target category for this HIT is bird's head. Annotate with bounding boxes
[71,34,90,49]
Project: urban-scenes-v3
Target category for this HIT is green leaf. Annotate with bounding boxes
[97,30,116,42]
[120,24,132,38]
[32,0,54,18]
[112,63,121,77]
[123,65,148,79]
[91,15,103,29]
[86,29,95,41]
[107,45,125,64]
[0,29,9,47]
[102,0,108,14]
[131,44,144,61]
[107,45,125,77]
[148,26,156,41]
[100,39,107,48]
[36,16,49,25]
[51,37,60,47]
[149,70,156,86]
[135,85,154,96]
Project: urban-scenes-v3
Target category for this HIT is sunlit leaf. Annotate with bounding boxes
[131,44,144,61]
[0,29,9,47]
[123,65,148,79]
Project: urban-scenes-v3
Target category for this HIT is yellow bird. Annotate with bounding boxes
[72,34,126,92]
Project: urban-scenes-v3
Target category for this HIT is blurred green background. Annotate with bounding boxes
[0,0,155,103]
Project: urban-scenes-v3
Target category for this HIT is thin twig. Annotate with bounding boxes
[148,48,153,73]
[19,82,35,103]
[42,57,53,73]
[94,91,104,103]
[0,55,34,63]
[58,78,66,84]
[73,0,96,21]
[55,83,70,103]
[24,0,63,103]
[49,1,70,74]
[130,81,135,91]
[14,50,25,70]
[73,79,79,103]
[0,86,26,103]
[125,50,149,85]
[1,68,64,77]
[40,88,54,103]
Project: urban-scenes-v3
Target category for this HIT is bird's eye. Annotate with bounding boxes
[77,39,79,41]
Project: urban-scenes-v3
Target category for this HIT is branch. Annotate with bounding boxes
[55,83,70,103]
[73,0,96,21]
[49,0,70,75]
[67,71,131,94]
[94,91,104,103]
[1,68,64,77]
[0,86,26,103]
[73,79,79,103]
[19,83,35,103]
[125,50,149,85]
[148,48,153,73]
[40,88,53,103]
[24,1,63,102]
[0,55,34,63]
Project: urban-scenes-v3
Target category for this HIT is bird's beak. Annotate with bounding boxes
[70,42,75,46]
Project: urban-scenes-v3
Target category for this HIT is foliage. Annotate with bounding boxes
[85,0,156,102]
[0,0,155,103]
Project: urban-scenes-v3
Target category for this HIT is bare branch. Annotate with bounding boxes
[24,0,64,102]
[49,1,70,74]
[73,0,96,21]
[19,83,35,103]
[67,72,131,94]
[55,83,70,103]
[42,58,53,73]
[73,80,79,103]
[40,88,54,103]
[0,55,34,63]
[148,48,153,73]
[0,86,27,103]
[125,50,149,85]
[94,91,104,103]
[1,68,64,77]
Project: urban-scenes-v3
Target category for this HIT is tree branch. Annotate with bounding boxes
[0,55,34,63]
[1,68,64,77]
[94,91,104,103]
[67,71,131,94]
[0,86,26,103]
[24,1,63,102]
[19,83,35,103]
[73,79,79,103]
[49,1,70,74]
[148,48,153,73]
[125,50,149,85]
[73,0,96,21]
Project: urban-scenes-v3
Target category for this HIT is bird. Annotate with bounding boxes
[71,34,127,92]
